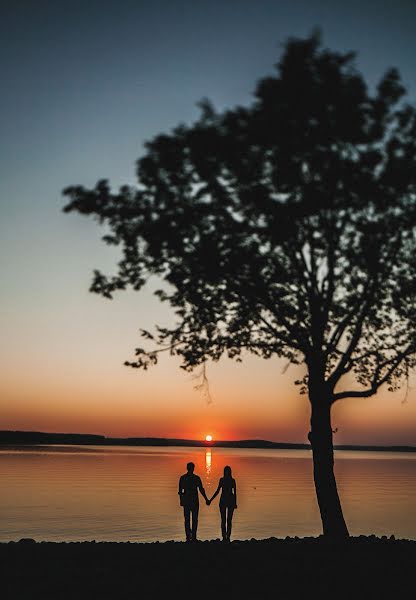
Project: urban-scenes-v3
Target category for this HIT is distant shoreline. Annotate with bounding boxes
[0,430,415,452]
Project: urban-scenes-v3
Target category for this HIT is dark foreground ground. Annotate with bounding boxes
[1,536,415,600]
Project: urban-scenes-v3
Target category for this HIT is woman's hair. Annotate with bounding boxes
[223,465,232,478]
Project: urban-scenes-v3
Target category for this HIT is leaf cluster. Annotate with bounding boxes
[63,34,416,402]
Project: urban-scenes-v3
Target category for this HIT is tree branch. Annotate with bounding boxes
[257,312,302,351]
[327,278,378,388]
[333,343,415,401]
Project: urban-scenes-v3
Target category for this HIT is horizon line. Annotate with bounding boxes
[0,430,415,452]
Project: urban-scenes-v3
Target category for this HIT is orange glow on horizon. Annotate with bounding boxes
[1,347,415,445]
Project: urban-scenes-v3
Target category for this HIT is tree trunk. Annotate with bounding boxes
[308,394,349,538]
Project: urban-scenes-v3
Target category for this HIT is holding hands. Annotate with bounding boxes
[206,497,238,508]
[179,464,236,543]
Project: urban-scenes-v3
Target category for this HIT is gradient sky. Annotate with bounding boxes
[1,0,415,444]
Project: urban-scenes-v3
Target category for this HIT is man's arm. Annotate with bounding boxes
[197,476,210,504]
[178,475,184,505]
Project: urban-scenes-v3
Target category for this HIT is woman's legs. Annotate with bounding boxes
[220,505,235,541]
[220,506,227,540]
[226,507,234,541]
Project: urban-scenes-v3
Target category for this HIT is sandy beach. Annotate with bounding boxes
[1,536,415,599]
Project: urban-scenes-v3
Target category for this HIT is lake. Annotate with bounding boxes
[0,445,415,542]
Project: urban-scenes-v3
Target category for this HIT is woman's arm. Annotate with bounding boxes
[233,479,237,508]
[209,479,222,503]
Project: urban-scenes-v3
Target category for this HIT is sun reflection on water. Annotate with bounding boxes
[205,448,212,479]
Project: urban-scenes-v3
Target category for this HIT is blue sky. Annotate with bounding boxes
[1,0,415,442]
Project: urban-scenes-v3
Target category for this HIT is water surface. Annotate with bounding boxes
[1,445,415,541]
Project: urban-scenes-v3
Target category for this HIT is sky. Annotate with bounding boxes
[1,0,415,444]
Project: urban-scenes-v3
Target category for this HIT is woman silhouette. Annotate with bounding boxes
[209,465,237,542]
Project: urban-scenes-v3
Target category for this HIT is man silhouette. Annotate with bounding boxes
[178,461,209,542]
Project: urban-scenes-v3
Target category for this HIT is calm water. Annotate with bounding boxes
[0,445,415,542]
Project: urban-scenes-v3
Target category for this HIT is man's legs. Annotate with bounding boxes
[183,506,192,541]
[190,505,199,541]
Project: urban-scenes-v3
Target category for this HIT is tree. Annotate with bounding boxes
[63,34,416,538]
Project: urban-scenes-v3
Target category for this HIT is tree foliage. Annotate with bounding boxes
[64,34,416,403]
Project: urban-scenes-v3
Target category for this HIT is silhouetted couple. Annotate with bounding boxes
[178,461,237,542]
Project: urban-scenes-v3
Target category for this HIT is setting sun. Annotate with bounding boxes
[205,435,213,442]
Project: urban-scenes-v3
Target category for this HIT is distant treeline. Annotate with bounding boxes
[0,430,305,448]
[0,431,415,452]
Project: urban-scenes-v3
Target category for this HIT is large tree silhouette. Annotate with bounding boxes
[64,34,415,538]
